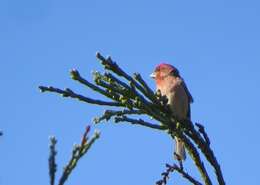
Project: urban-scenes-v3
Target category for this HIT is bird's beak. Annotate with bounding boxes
[150,72,156,79]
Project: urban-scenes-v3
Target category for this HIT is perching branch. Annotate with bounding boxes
[40,52,225,185]
[48,126,100,185]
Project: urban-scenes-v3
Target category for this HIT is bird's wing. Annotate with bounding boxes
[181,79,193,103]
[187,102,191,119]
[169,70,193,103]
[181,80,193,119]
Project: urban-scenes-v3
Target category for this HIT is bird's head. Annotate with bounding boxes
[150,63,180,83]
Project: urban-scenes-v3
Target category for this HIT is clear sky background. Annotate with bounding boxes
[1,0,260,185]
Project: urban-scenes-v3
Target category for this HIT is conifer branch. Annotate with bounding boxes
[41,52,225,185]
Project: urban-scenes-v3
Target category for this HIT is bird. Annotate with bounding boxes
[150,63,193,161]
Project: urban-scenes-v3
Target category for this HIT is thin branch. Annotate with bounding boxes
[58,126,100,185]
[156,163,203,185]
[93,71,134,108]
[133,73,159,103]
[173,165,202,185]
[93,109,145,124]
[114,116,167,131]
[70,69,119,100]
[95,70,154,113]
[49,136,57,185]
[104,72,131,90]
[96,53,157,103]
[39,86,123,107]
[96,52,135,82]
[195,123,210,145]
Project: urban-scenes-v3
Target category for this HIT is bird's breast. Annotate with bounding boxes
[157,79,189,120]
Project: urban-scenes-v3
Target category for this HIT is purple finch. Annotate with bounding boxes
[150,63,193,161]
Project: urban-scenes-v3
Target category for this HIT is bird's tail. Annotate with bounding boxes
[174,136,186,161]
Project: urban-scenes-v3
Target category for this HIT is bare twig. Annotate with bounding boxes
[114,116,167,131]
[58,126,100,185]
[133,73,159,103]
[96,53,158,104]
[156,163,203,185]
[93,109,145,124]
[70,69,120,101]
[39,86,123,107]
[195,123,210,145]
[48,126,100,185]
[49,136,57,185]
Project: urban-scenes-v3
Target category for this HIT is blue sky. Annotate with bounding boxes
[1,0,260,185]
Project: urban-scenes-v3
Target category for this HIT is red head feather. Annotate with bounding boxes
[154,63,180,77]
[155,63,177,72]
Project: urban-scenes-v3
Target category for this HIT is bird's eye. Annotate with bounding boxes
[170,70,180,77]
